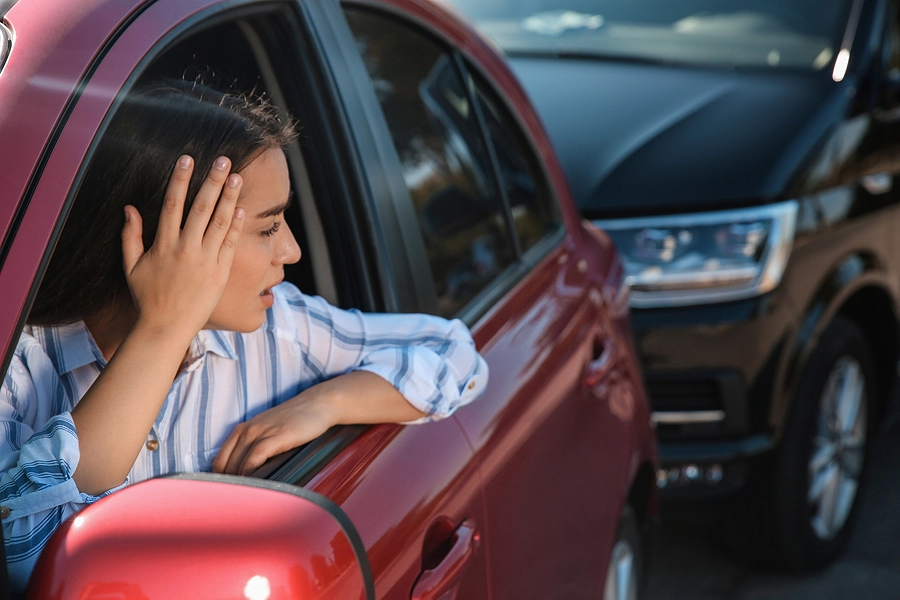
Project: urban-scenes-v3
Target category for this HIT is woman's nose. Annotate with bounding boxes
[277,222,302,265]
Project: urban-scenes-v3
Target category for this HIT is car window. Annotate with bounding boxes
[344,7,518,317]
[470,71,560,254]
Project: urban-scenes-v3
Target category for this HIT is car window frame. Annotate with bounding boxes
[340,0,567,326]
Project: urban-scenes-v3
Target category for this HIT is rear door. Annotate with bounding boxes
[339,3,640,597]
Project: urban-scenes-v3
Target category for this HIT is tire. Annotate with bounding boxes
[769,316,874,570]
[604,505,643,600]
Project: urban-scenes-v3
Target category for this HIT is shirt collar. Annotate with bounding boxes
[45,321,107,374]
[193,329,239,361]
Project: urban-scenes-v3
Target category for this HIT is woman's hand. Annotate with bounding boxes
[212,371,427,475]
[212,388,337,476]
[121,155,245,340]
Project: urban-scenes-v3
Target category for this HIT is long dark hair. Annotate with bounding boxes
[29,80,298,325]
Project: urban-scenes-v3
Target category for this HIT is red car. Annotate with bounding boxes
[0,0,658,598]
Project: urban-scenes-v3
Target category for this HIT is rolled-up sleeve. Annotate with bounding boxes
[280,286,488,422]
[1,340,124,594]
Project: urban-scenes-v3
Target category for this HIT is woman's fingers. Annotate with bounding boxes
[211,428,241,474]
[218,207,245,266]
[202,173,243,253]
[213,425,278,475]
[121,205,145,274]
[182,156,231,242]
[154,155,193,249]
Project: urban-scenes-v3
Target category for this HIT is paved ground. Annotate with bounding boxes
[647,409,900,599]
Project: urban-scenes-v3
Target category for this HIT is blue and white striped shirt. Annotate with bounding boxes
[0,282,487,593]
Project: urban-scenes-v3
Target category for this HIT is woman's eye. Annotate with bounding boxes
[261,220,281,237]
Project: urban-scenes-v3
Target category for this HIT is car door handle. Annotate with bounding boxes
[584,336,616,388]
[411,519,479,600]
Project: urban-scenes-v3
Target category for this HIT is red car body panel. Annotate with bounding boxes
[0,0,659,597]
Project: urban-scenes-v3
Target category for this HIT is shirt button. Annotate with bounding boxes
[0,506,10,519]
[146,439,160,451]
[467,380,477,391]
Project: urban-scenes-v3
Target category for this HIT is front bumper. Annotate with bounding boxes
[630,293,792,497]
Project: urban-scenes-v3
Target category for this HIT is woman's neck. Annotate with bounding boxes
[83,298,138,362]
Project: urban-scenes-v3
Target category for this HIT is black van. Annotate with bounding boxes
[450,0,900,570]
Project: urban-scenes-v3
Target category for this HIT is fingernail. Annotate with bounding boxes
[235,208,245,220]
[178,155,192,169]
[123,207,130,222]
[227,174,241,188]
[214,156,229,171]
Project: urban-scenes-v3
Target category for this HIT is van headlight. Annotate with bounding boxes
[593,200,798,308]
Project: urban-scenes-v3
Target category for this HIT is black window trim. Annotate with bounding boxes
[452,51,524,260]
[315,0,442,315]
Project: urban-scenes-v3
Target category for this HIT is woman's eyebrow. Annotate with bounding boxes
[255,191,294,219]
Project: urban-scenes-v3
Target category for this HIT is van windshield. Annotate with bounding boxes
[450,0,852,70]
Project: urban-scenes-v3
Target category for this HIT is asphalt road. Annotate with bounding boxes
[647,406,900,599]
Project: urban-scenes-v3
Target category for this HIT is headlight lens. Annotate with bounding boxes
[593,200,798,308]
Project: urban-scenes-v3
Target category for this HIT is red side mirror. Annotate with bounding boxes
[27,475,372,600]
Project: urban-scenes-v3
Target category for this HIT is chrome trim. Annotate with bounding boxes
[0,14,10,74]
[651,410,726,424]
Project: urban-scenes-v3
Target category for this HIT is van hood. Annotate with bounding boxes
[509,56,847,217]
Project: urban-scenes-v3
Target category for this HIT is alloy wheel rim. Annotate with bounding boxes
[807,356,867,541]
[604,538,637,600]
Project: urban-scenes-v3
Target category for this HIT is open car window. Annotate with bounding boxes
[12,2,386,487]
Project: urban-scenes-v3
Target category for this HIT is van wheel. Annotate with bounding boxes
[772,316,873,570]
[604,505,643,600]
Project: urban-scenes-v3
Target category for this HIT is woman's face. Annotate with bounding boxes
[205,148,301,332]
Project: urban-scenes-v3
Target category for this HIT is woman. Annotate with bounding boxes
[0,80,487,592]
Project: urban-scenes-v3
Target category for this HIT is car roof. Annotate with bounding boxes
[0,0,150,243]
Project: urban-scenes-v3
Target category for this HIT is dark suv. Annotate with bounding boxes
[451,0,900,570]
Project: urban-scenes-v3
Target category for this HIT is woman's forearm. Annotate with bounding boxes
[213,371,426,475]
[318,371,428,425]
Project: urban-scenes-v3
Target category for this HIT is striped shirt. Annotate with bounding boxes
[0,282,487,593]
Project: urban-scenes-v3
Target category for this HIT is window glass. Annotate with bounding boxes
[471,72,559,253]
[345,8,517,317]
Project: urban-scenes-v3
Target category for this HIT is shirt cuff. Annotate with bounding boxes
[0,412,126,520]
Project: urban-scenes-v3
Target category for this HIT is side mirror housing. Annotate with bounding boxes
[27,475,371,600]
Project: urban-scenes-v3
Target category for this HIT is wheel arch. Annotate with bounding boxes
[777,251,899,433]
[837,286,899,424]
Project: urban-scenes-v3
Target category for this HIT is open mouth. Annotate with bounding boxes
[260,278,283,297]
